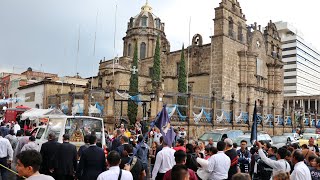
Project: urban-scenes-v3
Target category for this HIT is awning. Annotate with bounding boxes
[21,108,65,121]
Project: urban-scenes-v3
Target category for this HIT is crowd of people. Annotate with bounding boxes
[0,119,320,180]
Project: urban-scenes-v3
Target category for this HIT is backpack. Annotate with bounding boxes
[187,153,199,172]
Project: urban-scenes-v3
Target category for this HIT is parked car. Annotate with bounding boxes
[299,133,320,146]
[283,132,300,140]
[272,135,299,149]
[198,129,244,146]
[233,133,273,150]
[243,131,273,145]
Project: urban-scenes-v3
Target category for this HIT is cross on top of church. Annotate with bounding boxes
[130,66,138,74]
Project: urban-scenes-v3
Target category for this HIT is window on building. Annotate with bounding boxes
[141,16,147,27]
[228,17,234,37]
[149,67,153,77]
[284,76,296,79]
[283,47,296,51]
[128,43,132,57]
[238,22,243,41]
[284,68,297,72]
[155,18,161,29]
[284,83,296,86]
[176,62,180,76]
[286,61,296,65]
[283,54,296,58]
[140,42,146,59]
[256,58,263,76]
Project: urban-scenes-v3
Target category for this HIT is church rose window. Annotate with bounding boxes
[140,42,146,59]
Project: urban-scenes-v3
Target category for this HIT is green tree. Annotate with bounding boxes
[177,44,187,116]
[128,42,139,125]
[152,36,161,89]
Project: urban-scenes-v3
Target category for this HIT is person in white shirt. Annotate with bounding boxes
[207,141,230,180]
[21,136,40,152]
[97,151,133,180]
[153,128,162,146]
[0,131,14,180]
[290,150,312,180]
[13,122,21,134]
[256,141,291,178]
[152,140,176,180]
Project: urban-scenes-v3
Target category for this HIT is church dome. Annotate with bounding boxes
[127,1,163,30]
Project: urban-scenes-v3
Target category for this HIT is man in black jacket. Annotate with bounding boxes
[77,135,106,180]
[40,133,60,177]
[54,134,77,180]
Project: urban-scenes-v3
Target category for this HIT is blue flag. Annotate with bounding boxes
[155,105,175,147]
[250,101,258,145]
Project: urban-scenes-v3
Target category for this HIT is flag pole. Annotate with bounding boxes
[92,10,99,91]
[112,0,118,78]
[186,17,191,93]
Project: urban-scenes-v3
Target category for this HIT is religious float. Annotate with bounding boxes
[21,108,106,148]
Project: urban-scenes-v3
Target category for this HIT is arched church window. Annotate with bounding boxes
[140,42,146,59]
[238,22,243,41]
[141,16,148,27]
[228,17,234,38]
[128,43,132,57]
[155,18,161,29]
[256,58,263,76]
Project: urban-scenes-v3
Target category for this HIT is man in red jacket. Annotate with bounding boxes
[163,150,198,180]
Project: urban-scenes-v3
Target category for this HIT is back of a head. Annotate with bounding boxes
[84,135,90,144]
[171,165,189,180]
[159,136,164,143]
[48,133,56,140]
[29,136,35,142]
[16,130,23,137]
[16,150,42,173]
[177,139,184,146]
[293,150,304,162]
[89,135,97,145]
[224,138,233,148]
[116,129,121,136]
[9,129,15,136]
[277,147,287,159]
[107,151,121,166]
[1,122,4,126]
[186,144,194,153]
[123,144,133,154]
[138,135,143,143]
[121,136,129,143]
[232,173,251,180]
[63,134,70,141]
[217,141,226,151]
[273,171,290,180]
[174,150,187,164]
[210,147,218,155]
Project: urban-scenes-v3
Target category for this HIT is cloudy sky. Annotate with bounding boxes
[1,0,319,78]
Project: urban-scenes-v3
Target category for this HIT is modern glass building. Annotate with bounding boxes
[275,21,320,97]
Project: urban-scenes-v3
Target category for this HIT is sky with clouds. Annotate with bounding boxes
[1,0,319,78]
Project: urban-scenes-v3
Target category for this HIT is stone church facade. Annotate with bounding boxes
[94,0,284,117]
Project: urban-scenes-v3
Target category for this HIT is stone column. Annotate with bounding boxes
[308,99,311,111]
[287,100,290,112]
[291,106,295,131]
[316,99,318,113]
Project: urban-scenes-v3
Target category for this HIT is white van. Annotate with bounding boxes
[32,116,106,148]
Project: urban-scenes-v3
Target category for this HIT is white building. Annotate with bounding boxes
[275,21,320,97]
